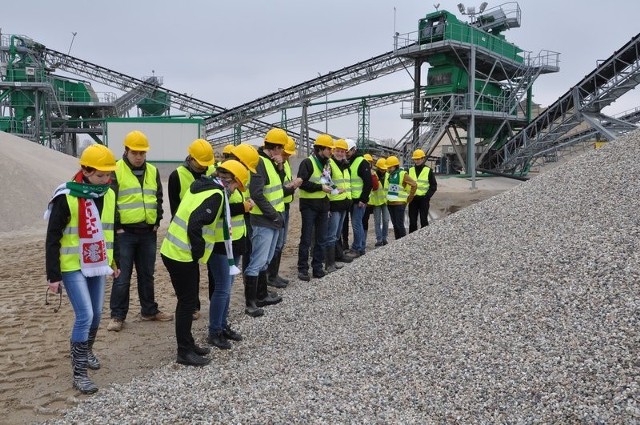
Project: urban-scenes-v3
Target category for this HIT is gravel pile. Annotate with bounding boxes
[50,131,640,423]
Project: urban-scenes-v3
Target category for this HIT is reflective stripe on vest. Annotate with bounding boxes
[115,160,158,224]
[409,166,431,197]
[250,157,285,215]
[328,158,349,202]
[283,161,293,204]
[59,190,116,272]
[214,189,246,242]
[349,156,365,199]
[160,188,223,263]
[385,170,410,204]
[299,156,327,199]
[177,165,215,200]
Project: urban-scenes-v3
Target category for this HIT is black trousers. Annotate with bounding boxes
[388,204,407,240]
[161,254,199,355]
[408,195,430,233]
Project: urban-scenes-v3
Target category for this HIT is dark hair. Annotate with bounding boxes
[264,141,282,150]
[81,165,96,173]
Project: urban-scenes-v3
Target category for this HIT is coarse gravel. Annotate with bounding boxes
[47,130,640,424]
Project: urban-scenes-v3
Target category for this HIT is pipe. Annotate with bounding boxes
[476,168,529,181]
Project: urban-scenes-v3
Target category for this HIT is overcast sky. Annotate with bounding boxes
[3,0,639,143]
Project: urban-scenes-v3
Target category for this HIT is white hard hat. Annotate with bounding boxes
[345,138,357,151]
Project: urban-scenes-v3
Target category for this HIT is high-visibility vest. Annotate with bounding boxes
[250,157,285,215]
[115,160,158,225]
[369,173,387,207]
[283,161,294,204]
[214,189,246,242]
[176,165,215,200]
[349,156,365,199]
[385,170,410,204]
[59,191,116,272]
[299,156,328,199]
[160,188,223,263]
[409,166,431,197]
[328,158,349,202]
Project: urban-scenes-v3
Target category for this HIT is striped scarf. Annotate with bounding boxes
[212,177,240,276]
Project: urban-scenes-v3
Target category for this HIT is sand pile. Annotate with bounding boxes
[0,132,79,235]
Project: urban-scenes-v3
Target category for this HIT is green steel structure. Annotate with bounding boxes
[393,2,559,174]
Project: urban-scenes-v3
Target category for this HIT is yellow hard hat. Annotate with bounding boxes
[412,149,426,160]
[314,134,334,148]
[333,138,348,150]
[363,153,373,163]
[80,144,117,171]
[123,130,150,151]
[264,128,288,146]
[222,144,234,155]
[230,143,259,173]
[217,159,249,192]
[284,137,296,155]
[375,158,387,171]
[187,139,215,166]
[385,155,400,168]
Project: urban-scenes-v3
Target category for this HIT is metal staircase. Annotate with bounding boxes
[495,33,640,174]
[112,76,162,116]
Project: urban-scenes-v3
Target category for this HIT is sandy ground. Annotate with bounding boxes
[0,130,521,423]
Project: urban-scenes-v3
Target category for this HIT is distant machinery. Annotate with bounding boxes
[394,1,559,175]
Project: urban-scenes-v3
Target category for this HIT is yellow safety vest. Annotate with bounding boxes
[176,165,216,200]
[115,160,158,225]
[214,189,246,242]
[385,170,410,204]
[160,188,223,263]
[59,191,116,272]
[409,166,431,197]
[369,173,387,207]
[250,157,285,215]
[349,156,365,199]
[328,158,349,202]
[283,161,293,204]
[299,156,328,199]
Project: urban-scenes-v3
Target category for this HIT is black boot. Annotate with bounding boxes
[70,341,98,394]
[267,251,288,288]
[257,271,282,307]
[87,327,100,370]
[207,331,232,350]
[243,274,264,317]
[325,246,341,273]
[335,241,353,263]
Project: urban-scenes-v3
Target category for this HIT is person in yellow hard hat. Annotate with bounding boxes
[222,144,234,160]
[206,144,257,345]
[325,138,351,273]
[371,157,389,246]
[107,130,172,333]
[160,160,248,366]
[45,144,121,394]
[296,134,335,281]
[244,128,299,316]
[345,139,373,257]
[266,136,299,287]
[408,148,437,232]
[167,138,216,320]
[384,155,417,240]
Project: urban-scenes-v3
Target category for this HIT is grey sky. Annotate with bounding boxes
[3,0,639,143]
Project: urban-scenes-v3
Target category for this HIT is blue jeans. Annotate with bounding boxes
[373,205,389,243]
[275,209,290,252]
[350,203,367,254]
[326,210,347,247]
[297,205,329,274]
[62,271,106,342]
[207,253,240,334]
[245,225,279,277]
[109,231,159,319]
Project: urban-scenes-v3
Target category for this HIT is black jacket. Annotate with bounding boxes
[298,154,330,212]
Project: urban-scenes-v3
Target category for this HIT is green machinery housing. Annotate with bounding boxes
[394,2,559,173]
[0,34,170,143]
